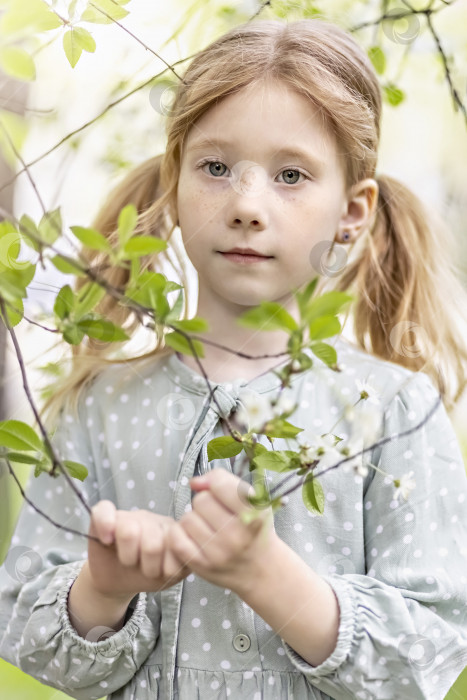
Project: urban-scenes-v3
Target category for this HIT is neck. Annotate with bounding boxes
[179,289,305,383]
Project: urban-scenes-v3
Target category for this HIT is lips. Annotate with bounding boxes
[220,248,273,258]
[219,251,273,264]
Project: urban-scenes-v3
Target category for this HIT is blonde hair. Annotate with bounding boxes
[41,17,467,426]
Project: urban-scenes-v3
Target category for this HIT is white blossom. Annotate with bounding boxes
[298,432,343,469]
[350,402,383,448]
[339,437,369,476]
[355,378,381,406]
[393,470,416,501]
[234,389,274,432]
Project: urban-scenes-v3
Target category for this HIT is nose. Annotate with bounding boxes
[227,162,269,232]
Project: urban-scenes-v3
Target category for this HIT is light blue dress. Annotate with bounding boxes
[1,336,467,700]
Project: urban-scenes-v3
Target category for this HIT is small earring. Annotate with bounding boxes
[342,230,351,242]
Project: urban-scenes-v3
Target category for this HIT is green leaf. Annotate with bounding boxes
[38,361,63,376]
[368,46,386,75]
[164,331,205,358]
[0,0,62,32]
[74,281,106,319]
[245,440,267,465]
[63,29,82,68]
[295,276,318,319]
[50,253,86,276]
[63,26,96,68]
[384,83,405,107]
[303,291,353,323]
[165,288,184,322]
[70,225,111,251]
[164,280,183,294]
[125,270,166,307]
[54,284,75,320]
[154,289,170,319]
[62,321,85,345]
[262,419,304,439]
[0,109,28,169]
[0,298,23,327]
[310,342,337,368]
[0,47,36,81]
[308,315,341,340]
[253,449,297,473]
[207,435,244,462]
[19,214,40,251]
[3,451,40,464]
[80,0,129,23]
[38,208,62,245]
[0,265,35,304]
[122,235,167,258]
[170,317,209,333]
[118,203,138,244]
[76,317,129,342]
[237,301,298,332]
[0,223,30,270]
[63,459,88,481]
[302,473,325,515]
[73,26,96,52]
[34,458,52,478]
[0,420,43,452]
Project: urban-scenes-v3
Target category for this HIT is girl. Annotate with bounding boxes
[1,16,467,700]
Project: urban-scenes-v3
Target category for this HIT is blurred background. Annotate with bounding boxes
[0,0,466,697]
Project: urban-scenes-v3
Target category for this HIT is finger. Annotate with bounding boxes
[139,520,165,579]
[166,522,209,574]
[162,545,190,582]
[114,511,142,567]
[191,489,237,532]
[191,469,258,516]
[179,511,219,561]
[90,500,117,545]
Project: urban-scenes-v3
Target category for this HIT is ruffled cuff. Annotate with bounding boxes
[57,562,148,651]
[281,573,357,678]
[18,561,159,699]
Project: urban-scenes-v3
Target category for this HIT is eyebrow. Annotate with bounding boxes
[185,137,325,171]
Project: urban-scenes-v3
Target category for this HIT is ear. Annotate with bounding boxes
[337,178,379,241]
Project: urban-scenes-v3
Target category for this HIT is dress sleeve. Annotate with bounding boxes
[0,393,160,700]
[281,370,467,700]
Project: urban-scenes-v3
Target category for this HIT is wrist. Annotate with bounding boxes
[79,560,136,606]
[230,529,283,600]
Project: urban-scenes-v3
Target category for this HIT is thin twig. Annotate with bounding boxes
[4,458,99,543]
[1,299,93,515]
[269,393,442,500]
[88,1,187,85]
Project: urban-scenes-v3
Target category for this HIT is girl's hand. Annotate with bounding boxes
[162,468,277,593]
[87,501,190,600]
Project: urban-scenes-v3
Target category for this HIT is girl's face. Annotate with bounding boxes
[176,79,359,312]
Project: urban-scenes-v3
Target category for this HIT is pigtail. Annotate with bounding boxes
[335,173,467,412]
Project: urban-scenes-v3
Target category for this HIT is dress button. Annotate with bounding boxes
[232,633,251,652]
